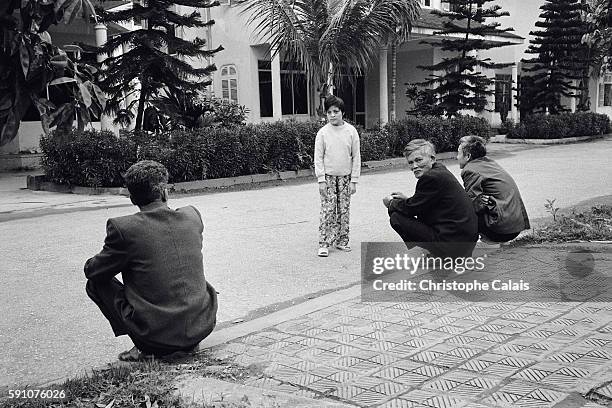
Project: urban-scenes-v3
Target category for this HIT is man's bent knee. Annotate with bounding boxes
[85,279,100,302]
[389,212,402,229]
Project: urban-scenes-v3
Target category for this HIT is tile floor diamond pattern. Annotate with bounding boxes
[423,371,502,399]
[479,320,536,335]
[548,346,612,369]
[485,380,567,408]
[396,389,467,408]
[511,361,595,392]
[410,345,479,368]
[594,382,612,398]
[459,354,535,377]
[219,284,612,408]
[492,337,559,359]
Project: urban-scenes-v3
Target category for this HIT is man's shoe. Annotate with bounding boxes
[318,247,329,257]
[476,236,501,249]
[160,345,199,362]
[335,245,352,252]
[118,346,153,362]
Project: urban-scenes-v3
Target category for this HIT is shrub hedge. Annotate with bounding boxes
[507,112,611,139]
[386,115,490,157]
[39,115,489,187]
[40,130,136,188]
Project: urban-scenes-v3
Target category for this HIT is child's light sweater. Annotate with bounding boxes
[314,122,361,183]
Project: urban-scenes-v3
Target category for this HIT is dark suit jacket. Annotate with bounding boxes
[461,157,530,234]
[389,162,478,244]
[85,202,217,348]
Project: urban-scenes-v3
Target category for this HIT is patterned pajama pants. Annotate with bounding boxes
[319,175,351,248]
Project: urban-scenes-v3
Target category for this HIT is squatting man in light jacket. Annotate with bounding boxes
[457,135,530,243]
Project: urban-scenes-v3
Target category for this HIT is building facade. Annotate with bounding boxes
[3,0,610,158]
[199,0,612,127]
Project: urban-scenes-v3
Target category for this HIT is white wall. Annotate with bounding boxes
[0,121,103,155]
[489,0,545,61]
[181,4,264,122]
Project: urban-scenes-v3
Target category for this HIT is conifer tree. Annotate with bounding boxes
[417,0,515,117]
[97,0,223,130]
[520,0,589,115]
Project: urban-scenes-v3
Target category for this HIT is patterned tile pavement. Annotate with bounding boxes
[210,246,612,407]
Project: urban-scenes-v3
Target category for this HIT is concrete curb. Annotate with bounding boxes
[32,284,362,389]
[175,377,354,407]
[26,176,130,196]
[491,133,608,144]
[25,152,457,196]
[200,285,361,348]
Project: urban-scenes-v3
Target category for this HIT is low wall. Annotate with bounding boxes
[0,153,43,171]
[491,134,608,144]
[26,152,458,196]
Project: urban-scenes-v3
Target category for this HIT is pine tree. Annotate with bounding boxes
[417,0,516,117]
[97,0,223,130]
[520,0,589,115]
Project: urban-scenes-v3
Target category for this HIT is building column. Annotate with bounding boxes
[94,23,113,131]
[122,43,138,124]
[379,48,389,125]
[570,80,577,112]
[511,64,519,123]
[271,52,283,120]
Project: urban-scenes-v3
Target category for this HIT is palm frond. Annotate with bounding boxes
[240,0,420,91]
[322,0,420,85]
[240,0,320,80]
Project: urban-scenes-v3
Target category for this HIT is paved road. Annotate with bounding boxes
[1,138,611,387]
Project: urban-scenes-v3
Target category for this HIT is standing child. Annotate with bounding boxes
[314,95,361,257]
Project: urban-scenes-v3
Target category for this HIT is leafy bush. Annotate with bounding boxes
[257,120,319,172]
[40,129,136,187]
[386,115,490,156]
[202,98,249,128]
[360,128,390,161]
[498,119,514,135]
[40,116,492,187]
[40,120,324,187]
[507,112,611,139]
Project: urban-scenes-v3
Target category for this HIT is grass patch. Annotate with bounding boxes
[0,352,255,408]
[513,205,612,245]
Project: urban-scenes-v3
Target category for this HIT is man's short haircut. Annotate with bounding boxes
[124,160,169,206]
[459,135,487,160]
[404,139,436,158]
[324,95,345,113]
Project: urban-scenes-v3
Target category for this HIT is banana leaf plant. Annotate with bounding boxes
[0,0,105,146]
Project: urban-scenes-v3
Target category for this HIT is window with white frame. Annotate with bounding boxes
[420,0,431,7]
[221,64,238,104]
[599,74,612,107]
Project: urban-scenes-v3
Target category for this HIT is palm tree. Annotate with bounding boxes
[241,0,420,111]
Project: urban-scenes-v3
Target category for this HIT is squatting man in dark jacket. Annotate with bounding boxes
[457,135,530,243]
[84,160,218,361]
[383,139,478,258]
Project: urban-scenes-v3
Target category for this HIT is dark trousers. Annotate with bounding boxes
[86,278,197,356]
[390,212,475,258]
[477,215,520,243]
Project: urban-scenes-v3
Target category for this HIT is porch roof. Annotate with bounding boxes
[95,0,132,10]
[413,8,523,42]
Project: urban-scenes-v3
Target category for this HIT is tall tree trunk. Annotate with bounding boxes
[134,78,146,131]
[390,42,397,121]
[327,62,334,95]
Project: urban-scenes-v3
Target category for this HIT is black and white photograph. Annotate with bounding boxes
[2,0,612,406]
